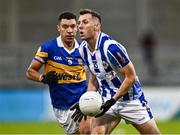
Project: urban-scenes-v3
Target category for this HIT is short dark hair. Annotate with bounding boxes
[58,12,76,21]
[79,9,101,23]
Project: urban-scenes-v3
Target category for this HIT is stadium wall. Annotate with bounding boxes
[0,88,55,121]
[0,87,179,122]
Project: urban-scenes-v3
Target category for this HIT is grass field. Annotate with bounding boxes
[0,120,180,134]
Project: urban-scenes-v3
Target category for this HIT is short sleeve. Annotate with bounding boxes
[107,43,130,68]
[34,44,49,64]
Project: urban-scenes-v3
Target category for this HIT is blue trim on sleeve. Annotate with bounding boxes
[34,58,45,64]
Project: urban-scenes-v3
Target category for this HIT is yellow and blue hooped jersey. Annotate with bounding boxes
[34,36,87,109]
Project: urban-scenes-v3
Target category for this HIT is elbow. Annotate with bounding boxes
[26,68,31,80]
[132,75,136,83]
[128,74,136,85]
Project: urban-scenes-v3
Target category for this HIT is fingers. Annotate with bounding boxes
[94,104,105,117]
[78,114,83,122]
[47,71,56,75]
[50,71,56,74]
[70,102,86,123]
[70,102,79,110]
[84,115,87,121]
[71,109,86,122]
[95,109,106,118]
[71,109,79,119]
[74,111,83,122]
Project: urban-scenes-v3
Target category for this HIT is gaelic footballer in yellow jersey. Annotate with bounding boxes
[34,36,87,109]
[26,12,92,134]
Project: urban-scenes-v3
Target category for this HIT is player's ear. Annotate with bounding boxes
[57,25,60,32]
[94,23,100,31]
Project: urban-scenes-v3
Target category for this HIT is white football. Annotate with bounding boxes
[79,91,103,116]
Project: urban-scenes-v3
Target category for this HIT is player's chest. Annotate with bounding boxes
[87,51,116,79]
[49,47,83,66]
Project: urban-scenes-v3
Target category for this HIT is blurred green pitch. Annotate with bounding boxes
[0,120,180,134]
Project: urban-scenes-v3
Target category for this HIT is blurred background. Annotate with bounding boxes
[0,0,180,134]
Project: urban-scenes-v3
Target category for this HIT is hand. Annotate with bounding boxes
[70,102,87,123]
[95,98,116,117]
[41,71,58,85]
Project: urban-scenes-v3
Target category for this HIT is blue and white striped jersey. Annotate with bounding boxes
[79,32,143,101]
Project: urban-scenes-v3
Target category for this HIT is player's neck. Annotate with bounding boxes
[62,39,75,51]
[87,32,99,52]
[88,39,96,52]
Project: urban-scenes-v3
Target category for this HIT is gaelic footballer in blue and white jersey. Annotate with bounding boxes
[79,32,143,101]
[34,36,87,109]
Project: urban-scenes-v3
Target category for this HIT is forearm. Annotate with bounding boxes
[26,68,42,82]
[87,81,99,91]
[113,77,135,101]
[87,72,99,91]
[112,62,137,101]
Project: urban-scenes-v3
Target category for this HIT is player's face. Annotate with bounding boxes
[57,19,77,43]
[78,14,96,41]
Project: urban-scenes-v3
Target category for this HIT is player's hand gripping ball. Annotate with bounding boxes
[79,91,103,116]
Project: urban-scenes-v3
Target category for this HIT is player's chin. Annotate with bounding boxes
[79,35,86,40]
[66,37,74,42]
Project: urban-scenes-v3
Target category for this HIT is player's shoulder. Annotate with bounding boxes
[101,33,126,52]
[78,40,88,59]
[80,40,87,47]
[40,37,57,50]
[78,40,88,50]
[101,33,123,46]
[101,34,118,46]
[100,32,116,46]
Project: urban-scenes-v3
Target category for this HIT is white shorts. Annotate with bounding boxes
[53,108,79,134]
[104,97,153,124]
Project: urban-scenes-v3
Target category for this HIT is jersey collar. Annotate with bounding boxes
[57,36,79,49]
[95,31,102,51]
